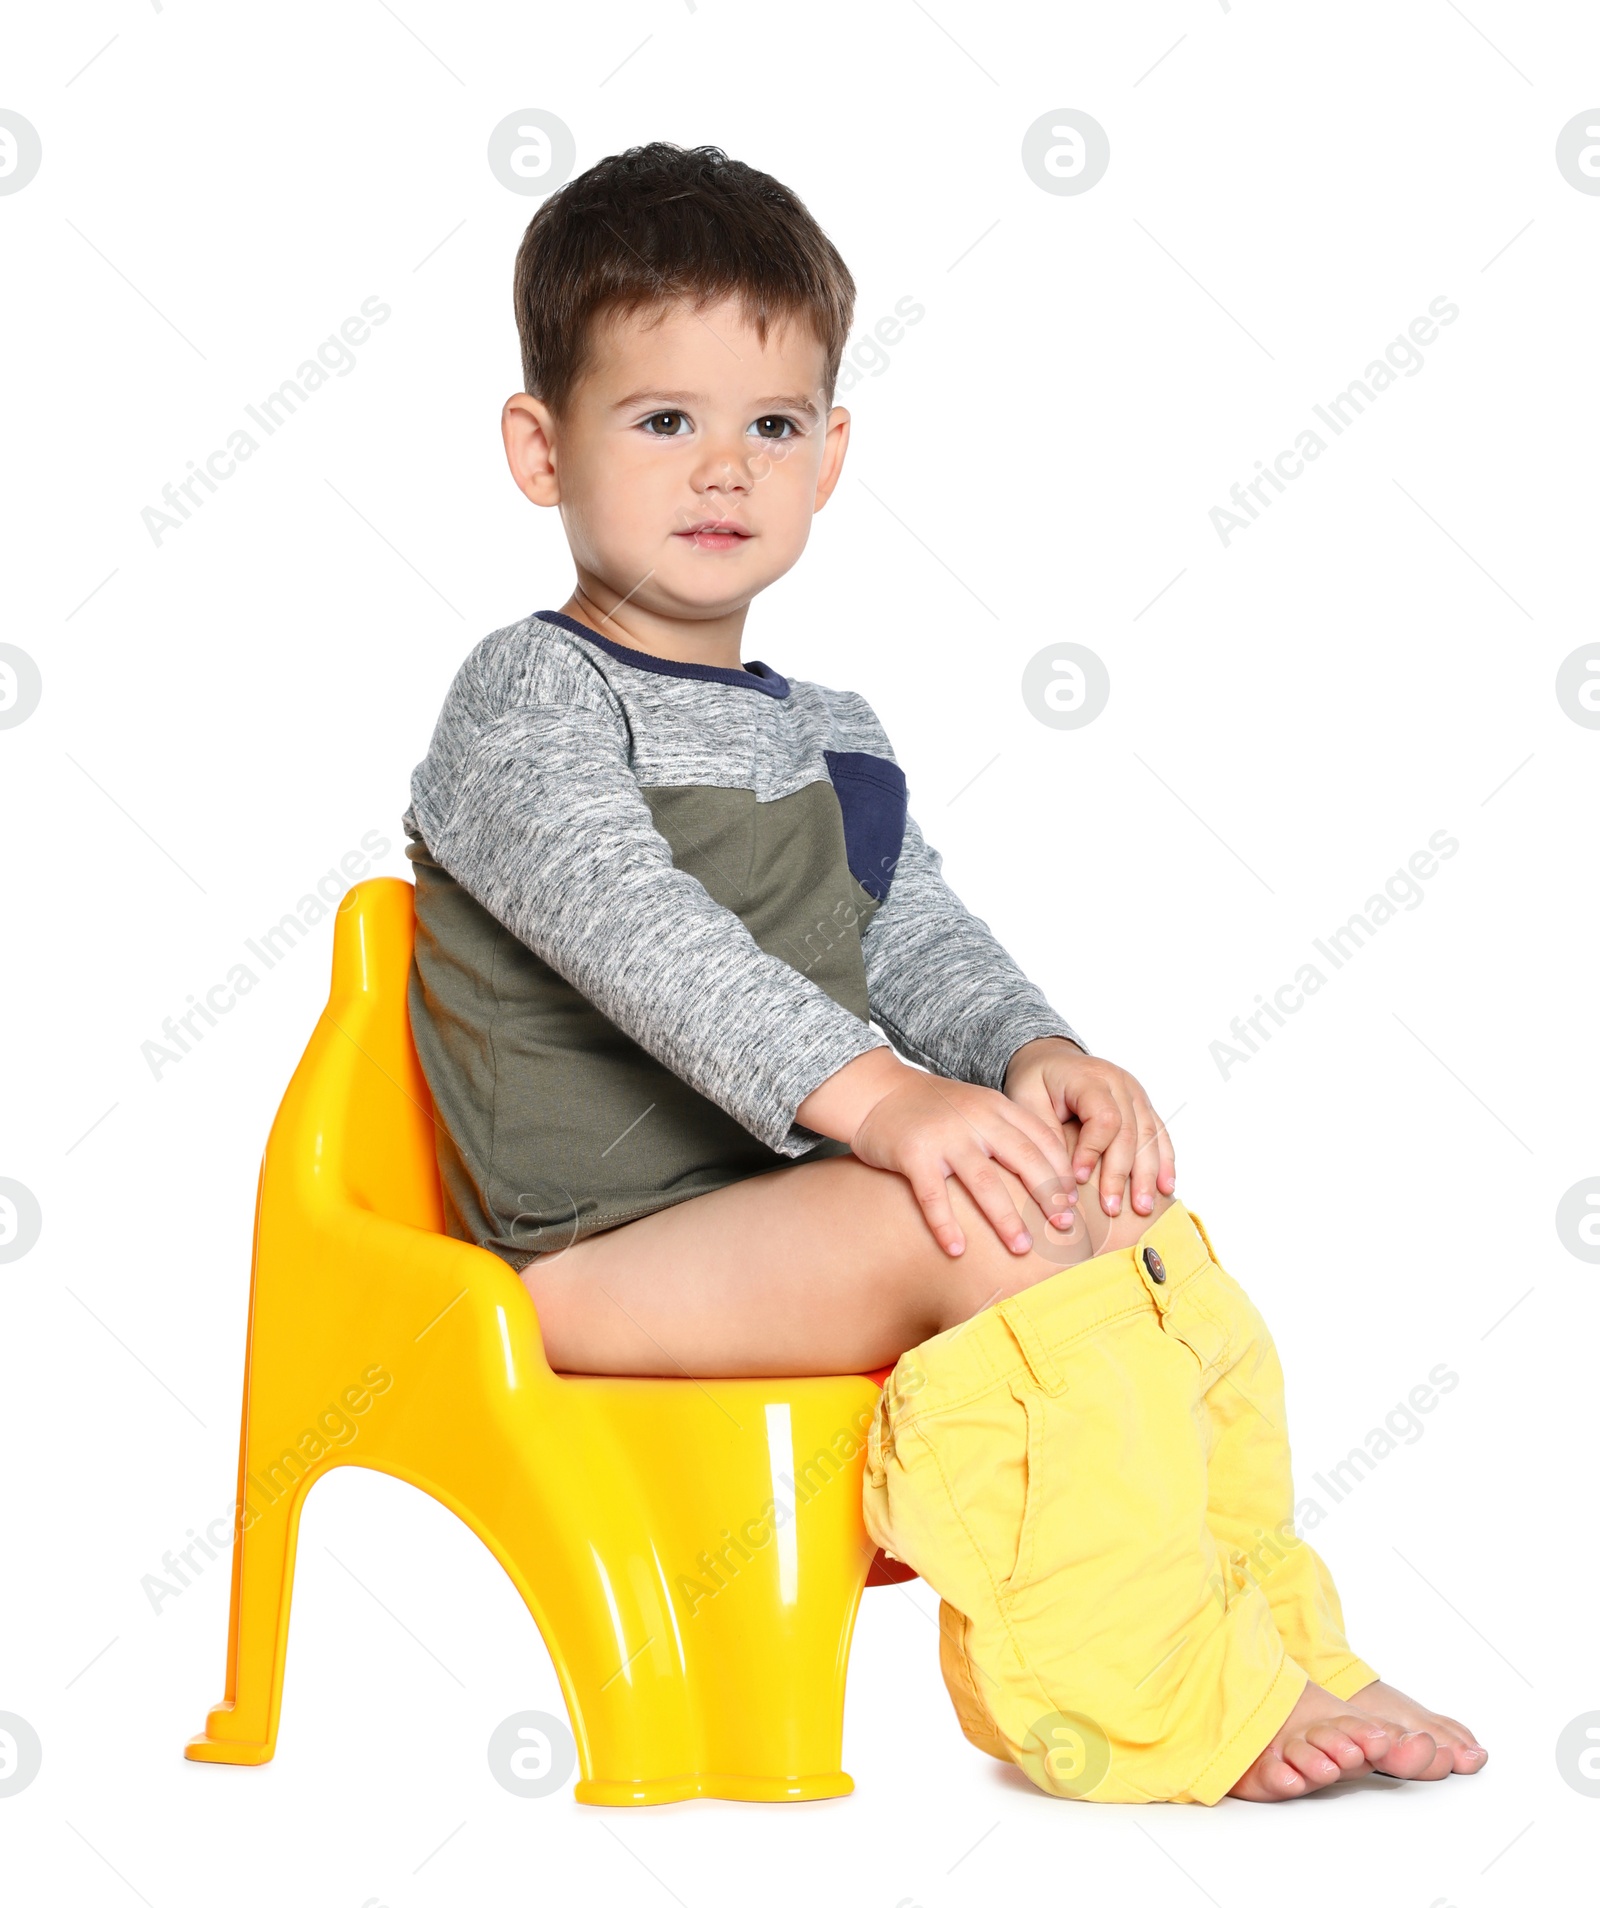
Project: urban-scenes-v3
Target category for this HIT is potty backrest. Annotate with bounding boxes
[264,876,446,1235]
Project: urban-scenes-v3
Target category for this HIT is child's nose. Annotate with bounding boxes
[693,451,754,492]
[690,426,763,484]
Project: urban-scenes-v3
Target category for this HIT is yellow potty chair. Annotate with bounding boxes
[185,875,903,1803]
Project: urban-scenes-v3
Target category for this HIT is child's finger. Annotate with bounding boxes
[1005,1092,1083,1210]
[908,1167,967,1257]
[933,1075,1069,1183]
[1016,1099,1085,1225]
[1125,1086,1177,1209]
[1068,1084,1122,1186]
[999,1098,1077,1186]
[951,1151,1035,1255]
[1154,1114,1177,1192]
[1095,1086,1141,1215]
[1126,1102,1166,1215]
[984,1121,1078,1230]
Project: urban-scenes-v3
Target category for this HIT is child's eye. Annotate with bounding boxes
[640,411,690,436]
[752,415,800,440]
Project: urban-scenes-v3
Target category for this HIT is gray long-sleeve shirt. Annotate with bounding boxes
[403,608,1085,1266]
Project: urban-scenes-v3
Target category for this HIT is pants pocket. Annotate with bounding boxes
[915,1377,1043,1601]
[966,1379,1044,1599]
[1002,1380,1045,1598]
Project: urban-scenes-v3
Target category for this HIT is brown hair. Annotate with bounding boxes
[512,142,856,415]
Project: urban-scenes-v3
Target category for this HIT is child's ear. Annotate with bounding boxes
[502,393,562,506]
[813,405,851,513]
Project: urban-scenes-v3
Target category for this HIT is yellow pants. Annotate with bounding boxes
[863,1201,1377,1803]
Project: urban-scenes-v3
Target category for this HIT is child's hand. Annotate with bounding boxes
[797,1048,1080,1258]
[1003,1037,1176,1220]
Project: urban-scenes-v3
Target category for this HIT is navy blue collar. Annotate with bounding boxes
[536,609,791,699]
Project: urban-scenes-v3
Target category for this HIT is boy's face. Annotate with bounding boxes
[504,296,849,625]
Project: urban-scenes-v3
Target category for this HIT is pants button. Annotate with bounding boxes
[1142,1246,1167,1284]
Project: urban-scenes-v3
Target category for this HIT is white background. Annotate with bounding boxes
[3,2,1596,1902]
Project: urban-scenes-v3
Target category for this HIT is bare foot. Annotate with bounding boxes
[1230,1679,1440,1801]
[1344,1678,1487,1777]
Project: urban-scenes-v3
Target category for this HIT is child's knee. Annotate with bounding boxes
[928,1164,1096,1320]
[883,1157,1178,1339]
[1069,1156,1178,1257]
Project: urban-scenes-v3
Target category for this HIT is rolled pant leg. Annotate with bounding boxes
[1179,1211,1379,1702]
[864,1225,1307,1805]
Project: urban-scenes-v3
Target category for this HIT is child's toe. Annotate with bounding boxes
[1306,1723,1369,1773]
[1258,1752,1306,1798]
[1430,1716,1487,1770]
[1374,1729,1442,1779]
[1281,1736,1342,1787]
[1342,1717,1395,1764]
[1231,1750,1306,1801]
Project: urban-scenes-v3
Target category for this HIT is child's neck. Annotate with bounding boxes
[562,583,748,671]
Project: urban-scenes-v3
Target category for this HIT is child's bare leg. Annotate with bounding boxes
[519,1151,1170,1378]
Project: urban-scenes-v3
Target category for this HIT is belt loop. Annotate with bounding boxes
[1185,1206,1219,1267]
[996,1298,1068,1396]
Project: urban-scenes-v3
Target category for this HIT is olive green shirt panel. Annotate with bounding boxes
[642,780,880,1019]
[406,778,879,1265]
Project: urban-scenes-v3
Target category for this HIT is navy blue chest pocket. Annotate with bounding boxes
[823,750,908,905]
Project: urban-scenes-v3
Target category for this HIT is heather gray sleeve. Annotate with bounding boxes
[862,808,1088,1087]
[416,694,889,1156]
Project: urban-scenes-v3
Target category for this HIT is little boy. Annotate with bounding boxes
[403,142,1484,1802]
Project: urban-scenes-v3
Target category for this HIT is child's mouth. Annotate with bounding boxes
[675,520,751,552]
